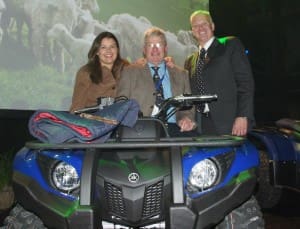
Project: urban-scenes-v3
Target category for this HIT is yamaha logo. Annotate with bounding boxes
[128,172,139,183]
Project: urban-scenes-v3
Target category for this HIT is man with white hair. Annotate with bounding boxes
[117,27,197,137]
[185,10,255,136]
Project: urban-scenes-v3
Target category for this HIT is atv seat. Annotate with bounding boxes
[115,117,169,141]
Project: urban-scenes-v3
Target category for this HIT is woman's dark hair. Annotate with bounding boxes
[87,31,126,84]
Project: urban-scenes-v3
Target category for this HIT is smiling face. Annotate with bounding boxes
[143,35,167,66]
[191,14,215,47]
[97,37,118,69]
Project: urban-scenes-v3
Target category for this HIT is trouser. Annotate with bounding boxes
[196,112,217,135]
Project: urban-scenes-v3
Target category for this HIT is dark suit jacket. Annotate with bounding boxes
[116,63,194,123]
[184,37,255,134]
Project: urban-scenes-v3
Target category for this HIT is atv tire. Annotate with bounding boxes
[255,150,282,209]
[2,204,47,229]
[215,196,264,229]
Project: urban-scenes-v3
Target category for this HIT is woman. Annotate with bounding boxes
[69,32,130,113]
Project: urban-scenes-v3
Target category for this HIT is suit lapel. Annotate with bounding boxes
[142,63,155,86]
[206,38,225,63]
[168,66,183,97]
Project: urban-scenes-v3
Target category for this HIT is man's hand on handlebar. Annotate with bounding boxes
[178,117,197,132]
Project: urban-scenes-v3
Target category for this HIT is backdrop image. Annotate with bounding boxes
[0,0,208,111]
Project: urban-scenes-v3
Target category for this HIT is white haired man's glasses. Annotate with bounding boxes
[146,43,164,49]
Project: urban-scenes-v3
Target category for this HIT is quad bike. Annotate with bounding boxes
[249,118,300,209]
[3,94,264,228]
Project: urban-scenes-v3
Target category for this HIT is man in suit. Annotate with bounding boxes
[116,27,196,136]
[184,10,255,136]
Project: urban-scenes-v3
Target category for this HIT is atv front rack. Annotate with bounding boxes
[26,135,244,149]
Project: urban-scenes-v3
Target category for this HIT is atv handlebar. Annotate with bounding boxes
[73,94,218,122]
[155,94,218,121]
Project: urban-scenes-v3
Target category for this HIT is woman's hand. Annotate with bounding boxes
[134,56,175,68]
[164,56,175,68]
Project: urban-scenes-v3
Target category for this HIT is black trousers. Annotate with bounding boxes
[196,112,217,135]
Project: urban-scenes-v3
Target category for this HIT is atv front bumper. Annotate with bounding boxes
[13,170,256,229]
[170,175,257,228]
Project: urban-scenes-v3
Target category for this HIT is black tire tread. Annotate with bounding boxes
[255,150,282,209]
[215,196,265,229]
[1,204,47,229]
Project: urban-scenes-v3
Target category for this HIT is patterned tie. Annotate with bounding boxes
[151,66,164,108]
[195,48,206,112]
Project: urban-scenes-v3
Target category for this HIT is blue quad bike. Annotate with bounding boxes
[3,95,264,228]
[249,118,300,209]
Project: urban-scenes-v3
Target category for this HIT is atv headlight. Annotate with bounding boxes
[52,162,80,192]
[189,159,218,190]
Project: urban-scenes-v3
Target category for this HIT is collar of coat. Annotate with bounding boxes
[185,36,236,77]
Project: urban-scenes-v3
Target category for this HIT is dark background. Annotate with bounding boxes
[210,0,300,123]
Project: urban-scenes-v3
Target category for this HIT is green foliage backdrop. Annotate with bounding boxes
[0,0,209,111]
[97,0,206,33]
